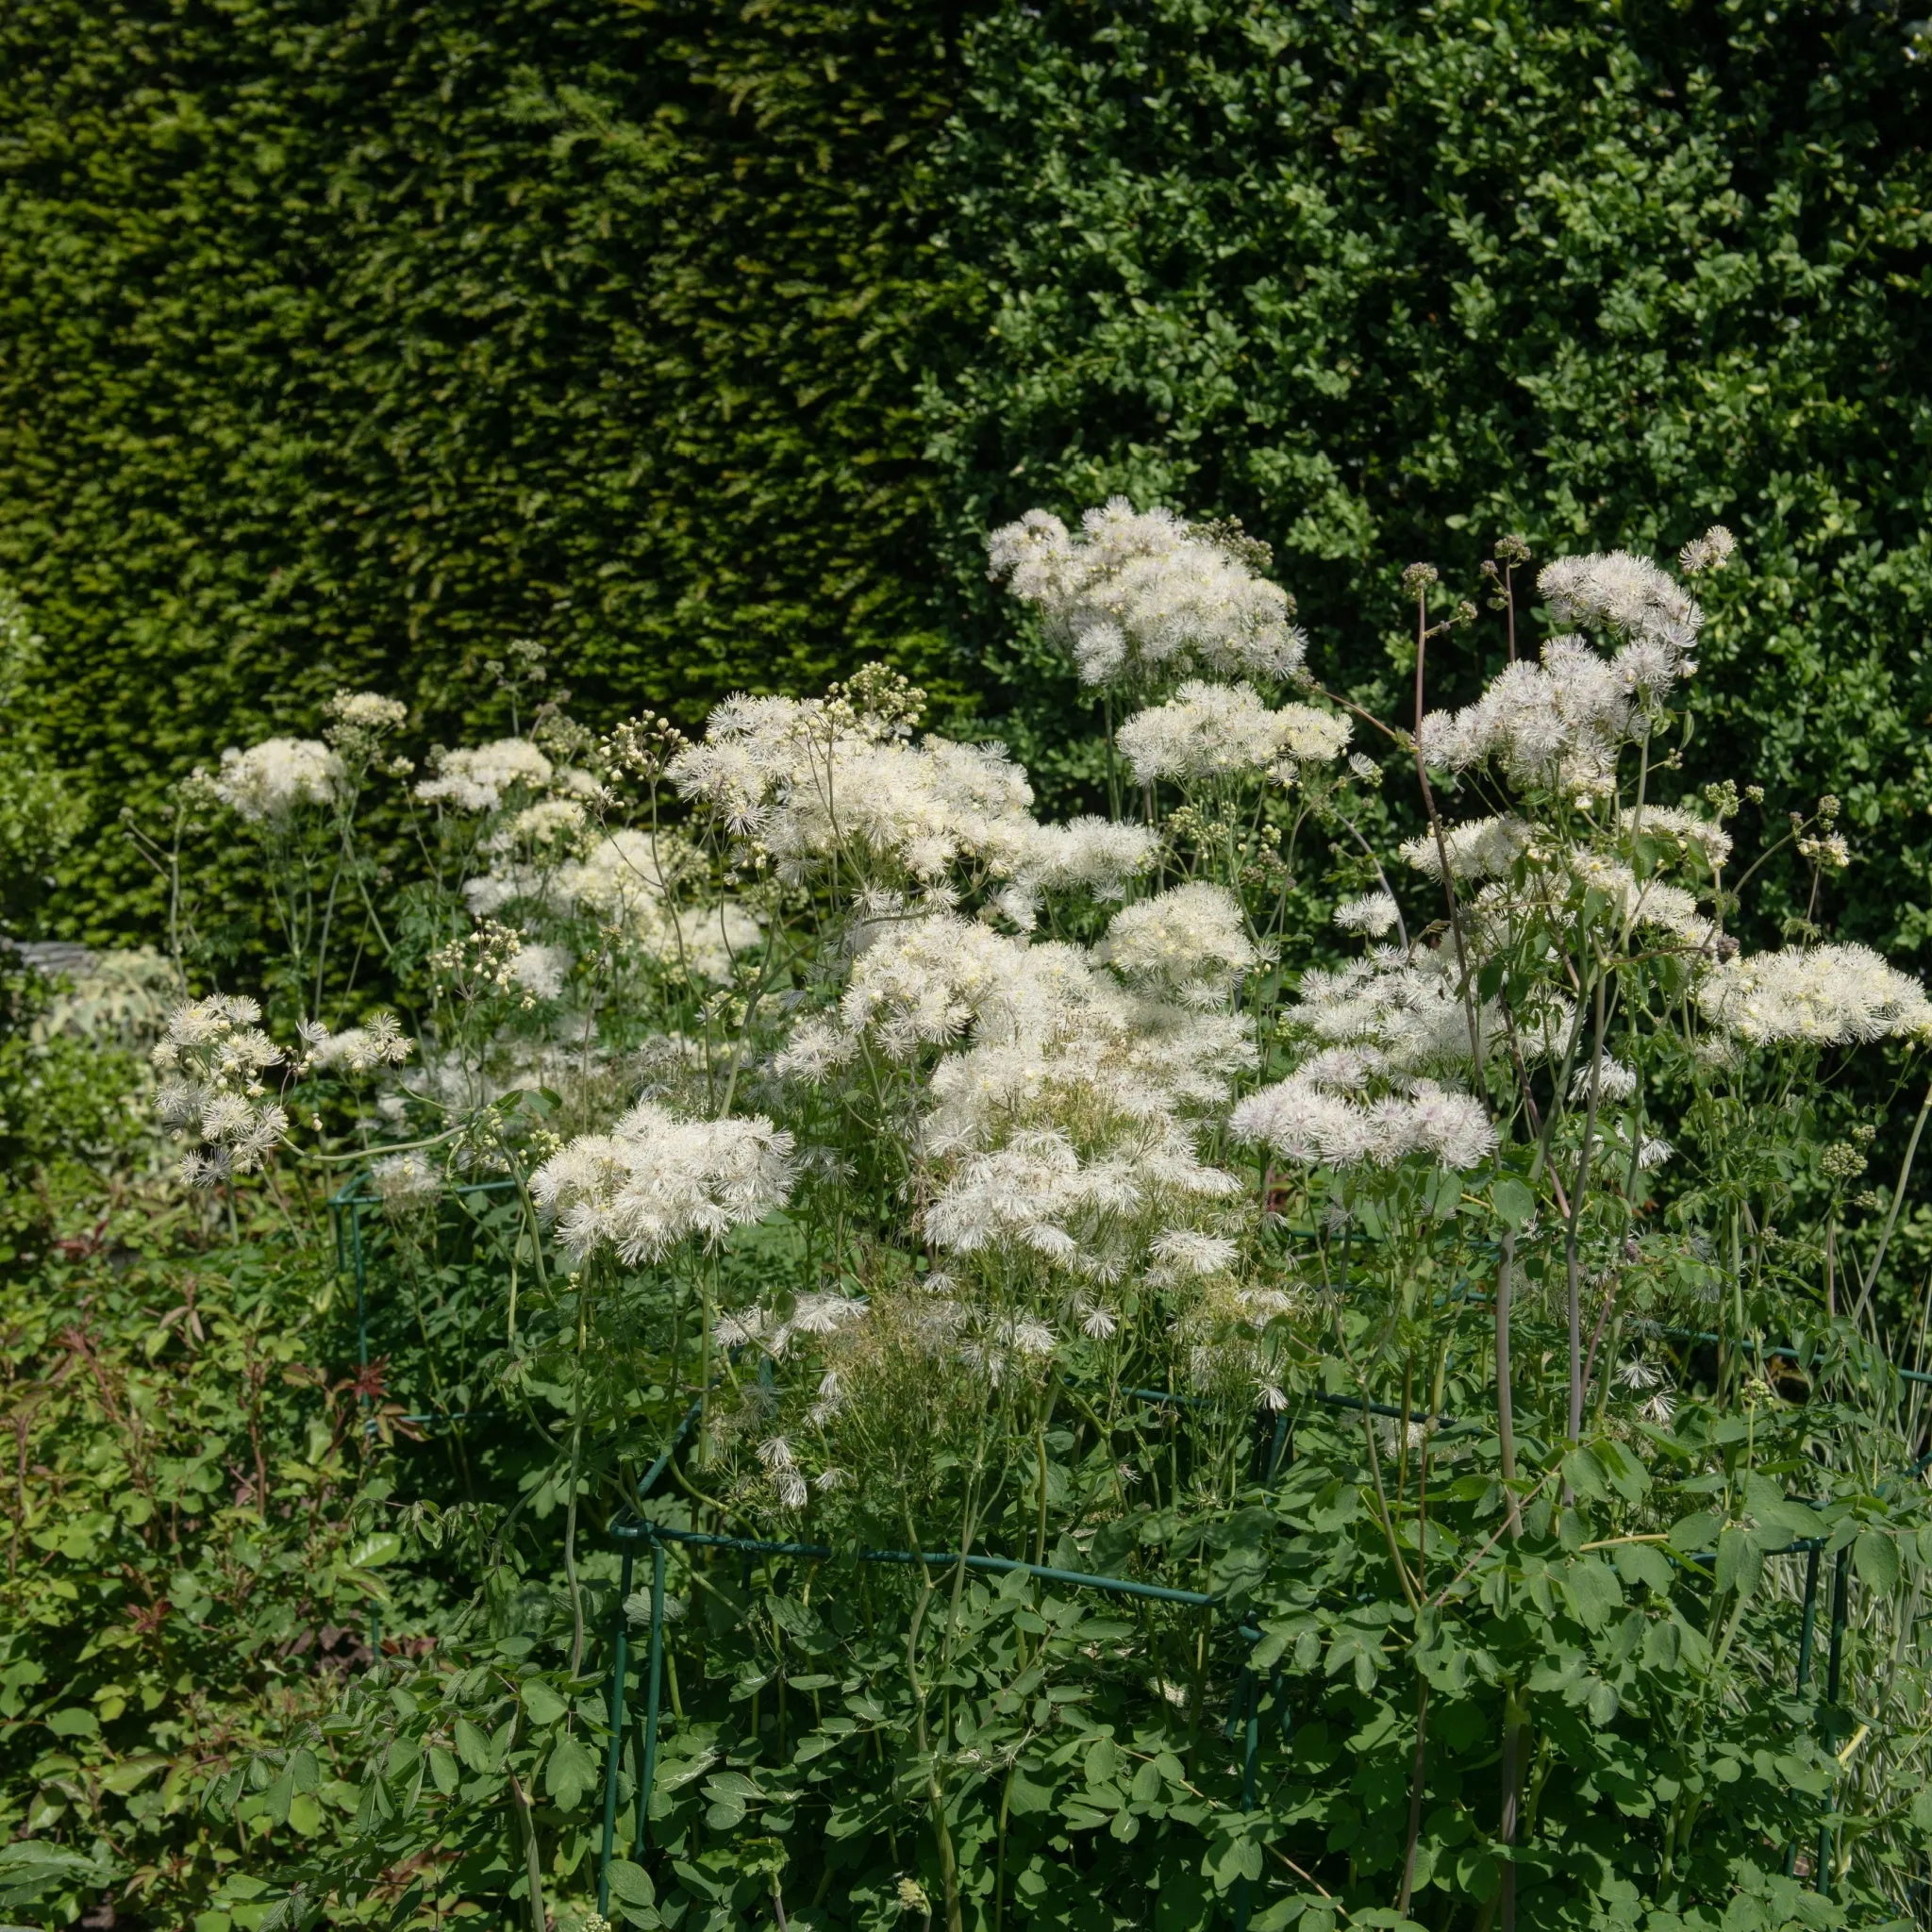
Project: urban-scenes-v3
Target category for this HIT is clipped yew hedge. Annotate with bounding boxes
[6,0,1932,952]
[0,0,957,931]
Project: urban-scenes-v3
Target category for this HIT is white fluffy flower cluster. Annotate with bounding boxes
[1334,891,1400,938]
[820,913,1070,1063]
[1401,815,1717,956]
[1677,525,1736,576]
[1098,883,1257,1006]
[780,904,1252,1288]
[1232,1070,1496,1173]
[756,1436,812,1509]
[924,1125,1239,1270]
[325,691,408,733]
[1617,804,1732,872]
[1440,852,1715,960]
[1570,1053,1639,1103]
[1540,550,1703,658]
[1417,638,1671,794]
[1002,817,1158,923]
[1547,852,1714,949]
[1399,814,1534,883]
[1417,552,1702,794]
[1114,681,1350,786]
[508,942,571,1003]
[556,827,668,916]
[465,828,761,986]
[210,739,342,822]
[987,499,1307,687]
[1697,942,1932,1047]
[563,832,763,981]
[373,1150,441,1208]
[485,798,588,856]
[416,739,554,811]
[150,993,290,1186]
[956,1308,1062,1388]
[299,1010,415,1074]
[531,1101,796,1264]
[1283,956,1493,1075]
[716,1291,870,1360]
[669,695,1155,913]
[809,906,1252,1110]
[670,697,1031,878]
[924,991,1253,1172]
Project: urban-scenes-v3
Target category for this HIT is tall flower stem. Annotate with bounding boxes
[1408,573,1482,1068]
[903,1506,964,1932]
[564,1263,595,1675]
[1397,1674,1431,1916]
[1850,1074,1932,1329]
[1494,1228,1521,1538]
[1566,971,1607,1444]
[1498,1691,1527,1932]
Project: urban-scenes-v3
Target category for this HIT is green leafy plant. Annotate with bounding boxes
[0,1231,402,1928]
[35,502,1923,1932]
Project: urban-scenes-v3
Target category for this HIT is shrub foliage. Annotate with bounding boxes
[0,0,954,934]
[8,3,1932,957]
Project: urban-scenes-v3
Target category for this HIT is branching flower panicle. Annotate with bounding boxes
[150,993,291,1185]
[531,1102,795,1264]
[987,498,1307,687]
[209,739,341,821]
[416,739,554,812]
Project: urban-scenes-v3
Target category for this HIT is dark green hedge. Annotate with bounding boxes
[0,0,957,934]
[926,0,1932,951]
[8,0,1932,954]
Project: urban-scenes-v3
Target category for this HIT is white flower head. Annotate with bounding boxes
[306,1010,414,1074]
[1678,525,1736,576]
[415,739,553,812]
[508,942,571,1004]
[1233,1072,1494,1173]
[1078,1301,1120,1341]
[1570,1055,1638,1103]
[1147,1228,1238,1279]
[987,500,1306,688]
[1100,883,1257,1004]
[1334,891,1399,938]
[212,739,341,822]
[1115,681,1348,785]
[1615,1356,1665,1391]
[1697,942,1932,1047]
[151,993,291,1183]
[1416,550,1703,794]
[531,1102,795,1265]
[373,1150,441,1208]
[486,798,587,857]
[325,691,408,733]
[1399,815,1534,883]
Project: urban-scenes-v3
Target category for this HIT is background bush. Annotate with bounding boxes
[0,0,958,932]
[5,0,1932,960]
[924,0,1932,953]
